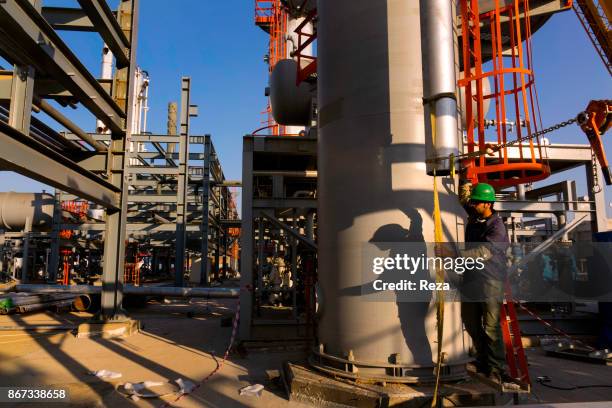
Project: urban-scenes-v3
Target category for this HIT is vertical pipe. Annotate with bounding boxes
[306,211,315,240]
[96,45,113,134]
[167,102,178,154]
[420,0,459,175]
[516,184,526,200]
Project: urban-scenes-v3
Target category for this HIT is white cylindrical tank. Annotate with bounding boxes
[316,0,468,382]
[282,0,316,14]
[0,192,54,231]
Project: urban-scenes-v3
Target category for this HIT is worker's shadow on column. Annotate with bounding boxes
[340,208,433,366]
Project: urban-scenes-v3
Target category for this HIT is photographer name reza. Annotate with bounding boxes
[371,254,485,291]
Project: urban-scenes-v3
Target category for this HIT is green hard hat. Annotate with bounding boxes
[470,183,496,202]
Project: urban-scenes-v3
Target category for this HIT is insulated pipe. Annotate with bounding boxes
[96,45,113,134]
[33,98,108,152]
[516,184,526,200]
[167,102,178,154]
[16,284,240,298]
[420,0,459,176]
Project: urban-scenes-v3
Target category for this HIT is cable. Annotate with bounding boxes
[536,377,612,391]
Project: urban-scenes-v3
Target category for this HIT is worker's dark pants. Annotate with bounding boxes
[461,279,506,374]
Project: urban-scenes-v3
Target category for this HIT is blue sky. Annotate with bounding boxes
[0,2,610,214]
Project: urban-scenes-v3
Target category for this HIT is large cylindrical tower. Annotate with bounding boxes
[316,0,469,382]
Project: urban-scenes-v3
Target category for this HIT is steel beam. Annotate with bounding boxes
[0,121,119,208]
[0,0,125,133]
[258,211,317,250]
[200,135,211,284]
[62,223,202,232]
[127,166,179,175]
[100,0,139,319]
[175,77,192,287]
[239,137,254,340]
[8,65,35,133]
[253,199,317,209]
[128,194,178,203]
[214,180,243,187]
[41,7,95,31]
[495,200,592,213]
[76,0,130,67]
[63,133,206,144]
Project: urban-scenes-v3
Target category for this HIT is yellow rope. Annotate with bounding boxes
[430,111,445,408]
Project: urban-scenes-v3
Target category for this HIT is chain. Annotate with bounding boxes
[427,114,581,163]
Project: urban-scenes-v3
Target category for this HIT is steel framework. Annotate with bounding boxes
[0,0,139,319]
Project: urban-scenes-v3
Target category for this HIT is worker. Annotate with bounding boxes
[438,182,511,384]
[461,182,511,383]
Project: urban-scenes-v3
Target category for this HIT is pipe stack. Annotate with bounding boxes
[0,293,91,314]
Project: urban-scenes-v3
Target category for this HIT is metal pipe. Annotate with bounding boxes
[15,284,240,298]
[5,293,77,306]
[16,299,74,313]
[73,294,92,311]
[420,0,459,175]
[508,214,588,276]
[253,170,317,178]
[34,97,108,152]
[516,184,526,200]
[96,44,113,134]
[0,104,79,151]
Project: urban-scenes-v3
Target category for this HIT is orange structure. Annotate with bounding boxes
[573,0,612,75]
[255,0,288,136]
[294,8,317,85]
[59,200,89,240]
[459,0,550,188]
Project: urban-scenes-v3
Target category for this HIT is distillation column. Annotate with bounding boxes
[316,0,468,381]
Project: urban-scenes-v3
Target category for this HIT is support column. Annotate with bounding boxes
[200,135,211,284]
[9,65,35,133]
[586,160,607,233]
[239,140,254,339]
[21,217,32,283]
[175,77,191,287]
[48,191,62,282]
[101,0,139,320]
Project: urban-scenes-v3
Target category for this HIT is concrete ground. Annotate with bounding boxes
[0,298,309,407]
[0,297,611,407]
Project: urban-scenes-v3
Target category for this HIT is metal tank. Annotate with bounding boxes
[269,14,315,131]
[0,192,54,231]
[269,59,312,126]
[315,0,469,382]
